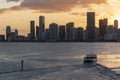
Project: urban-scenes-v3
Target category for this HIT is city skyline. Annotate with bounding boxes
[1,12,120,42]
[0,0,120,35]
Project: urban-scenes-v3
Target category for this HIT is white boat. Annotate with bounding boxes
[83,54,97,64]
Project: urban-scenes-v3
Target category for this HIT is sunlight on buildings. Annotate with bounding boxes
[113,15,120,28]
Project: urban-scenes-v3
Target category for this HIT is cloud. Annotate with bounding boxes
[7,0,21,2]
[71,12,80,15]
[20,0,79,12]
[0,0,108,13]
[80,0,107,4]
[0,6,23,14]
[20,0,108,12]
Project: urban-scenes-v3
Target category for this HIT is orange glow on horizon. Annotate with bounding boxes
[0,11,118,36]
[0,0,120,35]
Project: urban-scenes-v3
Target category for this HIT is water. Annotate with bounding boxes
[0,42,120,73]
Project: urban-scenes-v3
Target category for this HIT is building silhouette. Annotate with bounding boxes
[3,12,120,42]
[71,27,84,41]
[39,16,45,41]
[30,20,35,41]
[99,18,108,40]
[17,35,26,42]
[95,27,100,41]
[104,25,117,41]
[0,35,5,41]
[114,19,118,29]
[6,26,11,41]
[9,32,16,41]
[36,26,39,41]
[66,22,74,41]
[86,12,95,41]
[15,29,18,40]
[49,23,59,41]
[77,27,84,41]
[72,28,79,41]
[59,25,65,41]
[43,29,49,41]
[27,33,30,41]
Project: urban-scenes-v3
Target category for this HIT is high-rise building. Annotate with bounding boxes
[59,25,65,41]
[6,26,11,41]
[105,25,116,41]
[114,19,118,29]
[95,27,100,41]
[39,16,45,41]
[117,29,120,41]
[77,27,83,41]
[86,12,95,41]
[72,27,83,41]
[106,25,114,34]
[9,32,16,41]
[99,18,107,40]
[66,22,74,41]
[49,23,59,41]
[30,20,35,41]
[36,26,39,41]
[15,29,18,40]
[72,28,78,41]
[114,19,118,41]
[43,29,49,41]
[104,18,108,26]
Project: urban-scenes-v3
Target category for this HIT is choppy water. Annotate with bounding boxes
[0,42,120,73]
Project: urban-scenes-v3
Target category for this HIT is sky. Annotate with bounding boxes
[0,0,120,36]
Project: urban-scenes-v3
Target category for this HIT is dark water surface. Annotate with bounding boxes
[0,42,120,72]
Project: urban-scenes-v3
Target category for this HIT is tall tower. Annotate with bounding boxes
[6,26,11,41]
[104,18,108,27]
[36,26,39,40]
[49,23,59,41]
[114,19,118,29]
[66,22,74,41]
[39,16,45,41]
[86,12,95,41]
[15,29,18,40]
[99,18,108,40]
[30,20,35,41]
[59,25,65,41]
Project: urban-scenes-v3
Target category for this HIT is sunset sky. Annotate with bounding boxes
[0,0,120,35]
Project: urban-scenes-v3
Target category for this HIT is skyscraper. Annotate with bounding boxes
[6,26,11,41]
[59,25,65,41]
[104,18,108,27]
[66,22,74,41]
[36,26,39,41]
[99,18,107,40]
[114,19,118,41]
[72,28,78,41]
[114,19,118,29]
[30,20,35,41]
[39,16,45,41]
[9,32,16,41]
[86,12,95,41]
[77,27,83,41]
[43,29,49,41]
[15,29,18,40]
[49,23,59,41]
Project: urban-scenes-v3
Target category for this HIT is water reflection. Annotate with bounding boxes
[69,53,120,73]
[98,54,120,73]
